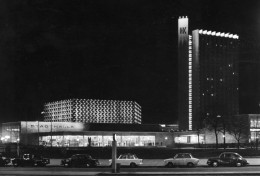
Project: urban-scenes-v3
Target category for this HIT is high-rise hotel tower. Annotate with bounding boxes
[178,17,239,131]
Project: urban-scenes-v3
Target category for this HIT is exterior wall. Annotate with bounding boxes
[174,129,248,145]
[43,99,142,124]
[192,30,200,130]
[178,16,189,131]
[43,99,73,122]
[1,121,173,147]
[197,30,239,131]
[247,114,260,142]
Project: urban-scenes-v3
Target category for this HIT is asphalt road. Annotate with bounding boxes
[1,166,260,175]
[49,158,260,167]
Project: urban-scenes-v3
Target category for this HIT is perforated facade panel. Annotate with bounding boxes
[43,99,142,124]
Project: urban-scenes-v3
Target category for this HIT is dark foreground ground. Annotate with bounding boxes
[1,166,260,176]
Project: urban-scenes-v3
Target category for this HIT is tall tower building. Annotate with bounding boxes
[178,17,239,131]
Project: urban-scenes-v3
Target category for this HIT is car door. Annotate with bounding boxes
[128,154,135,165]
[174,154,185,166]
[72,155,81,166]
[118,155,127,165]
[221,153,231,165]
[183,153,192,165]
[230,153,238,165]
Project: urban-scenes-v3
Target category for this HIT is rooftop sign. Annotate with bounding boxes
[20,121,85,133]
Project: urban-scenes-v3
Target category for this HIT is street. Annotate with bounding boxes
[1,166,260,175]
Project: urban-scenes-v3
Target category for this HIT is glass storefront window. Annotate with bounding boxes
[38,134,156,147]
[1,123,20,143]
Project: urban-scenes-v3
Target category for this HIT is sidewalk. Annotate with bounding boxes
[49,158,260,167]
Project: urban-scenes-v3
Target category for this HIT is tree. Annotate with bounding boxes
[205,114,222,149]
[227,115,250,149]
[204,101,230,149]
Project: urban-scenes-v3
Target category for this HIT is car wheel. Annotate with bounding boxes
[187,162,194,167]
[167,162,174,168]
[212,161,218,167]
[130,162,137,168]
[236,162,242,167]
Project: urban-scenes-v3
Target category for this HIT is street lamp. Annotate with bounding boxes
[217,115,226,149]
[17,138,20,157]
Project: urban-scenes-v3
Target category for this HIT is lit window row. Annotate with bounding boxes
[198,30,239,39]
[188,35,192,130]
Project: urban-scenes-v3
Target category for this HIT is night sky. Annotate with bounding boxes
[0,0,259,124]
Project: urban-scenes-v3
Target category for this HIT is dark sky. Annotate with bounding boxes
[0,0,259,124]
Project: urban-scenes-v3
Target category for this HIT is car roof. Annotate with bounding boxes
[120,153,135,155]
[73,154,91,156]
[221,152,239,154]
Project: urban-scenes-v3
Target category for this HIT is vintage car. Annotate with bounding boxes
[12,153,50,167]
[109,153,143,167]
[61,154,100,167]
[0,154,11,167]
[207,152,249,167]
[164,153,199,167]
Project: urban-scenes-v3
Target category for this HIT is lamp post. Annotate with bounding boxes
[256,136,259,150]
[112,134,117,173]
[217,115,225,149]
[17,138,20,157]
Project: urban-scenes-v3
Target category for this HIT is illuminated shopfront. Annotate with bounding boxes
[249,114,260,142]
[39,135,155,147]
[1,121,173,147]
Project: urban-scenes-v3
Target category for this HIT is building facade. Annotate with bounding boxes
[1,121,173,147]
[2,116,257,147]
[43,99,142,124]
[178,16,239,131]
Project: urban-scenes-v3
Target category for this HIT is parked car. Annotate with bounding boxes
[12,153,50,167]
[61,154,100,167]
[109,153,143,167]
[207,152,249,167]
[164,153,199,167]
[0,154,10,167]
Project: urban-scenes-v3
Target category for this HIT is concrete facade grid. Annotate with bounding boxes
[43,99,142,124]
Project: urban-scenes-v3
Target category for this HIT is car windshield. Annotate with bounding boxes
[234,153,242,158]
[86,155,92,159]
[119,155,126,159]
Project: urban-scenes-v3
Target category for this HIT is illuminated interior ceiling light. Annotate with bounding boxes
[229,34,233,38]
[216,32,220,36]
[224,33,229,37]
[199,29,203,34]
[202,30,207,34]
[220,33,225,37]
[211,31,216,36]
[207,31,212,35]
